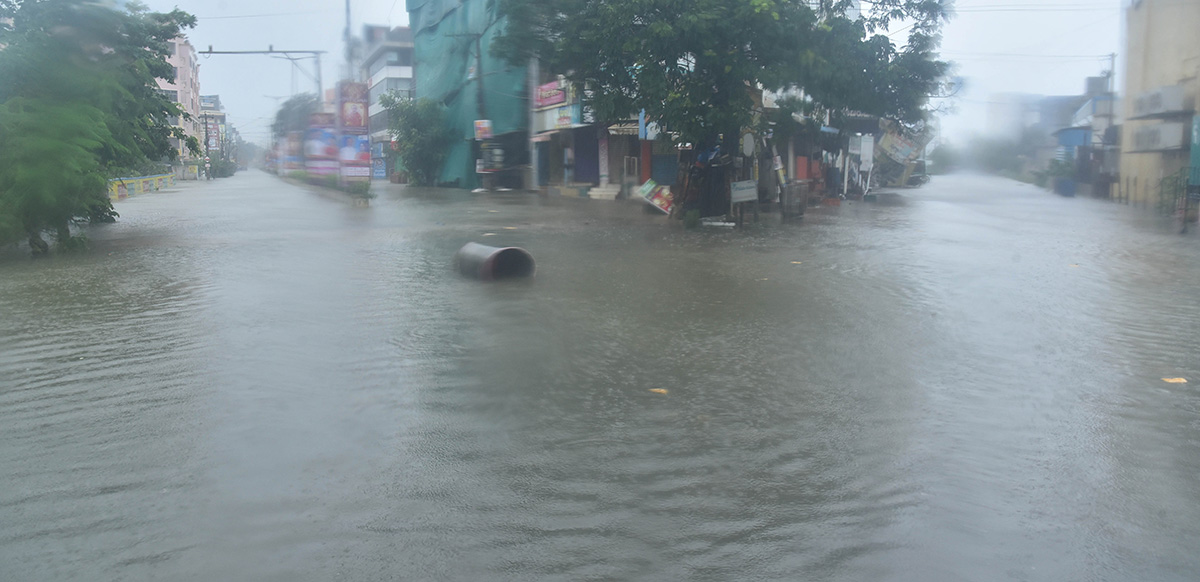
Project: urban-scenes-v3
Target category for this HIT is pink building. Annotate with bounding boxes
[156,36,201,168]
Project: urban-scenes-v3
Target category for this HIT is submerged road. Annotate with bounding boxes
[2,171,1199,580]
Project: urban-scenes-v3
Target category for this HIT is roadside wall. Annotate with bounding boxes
[108,174,176,200]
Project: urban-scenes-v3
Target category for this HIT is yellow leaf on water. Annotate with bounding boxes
[1163,378,1188,383]
[1070,264,1080,268]
[488,210,499,213]
[649,388,668,394]
[503,226,518,230]
[482,232,497,236]
[791,261,803,264]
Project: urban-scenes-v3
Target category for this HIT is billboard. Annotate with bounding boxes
[305,127,338,176]
[284,131,304,171]
[339,134,371,181]
[337,82,369,134]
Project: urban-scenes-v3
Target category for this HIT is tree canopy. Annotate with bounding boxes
[380,94,455,187]
[0,0,198,253]
[492,0,951,147]
[271,93,322,140]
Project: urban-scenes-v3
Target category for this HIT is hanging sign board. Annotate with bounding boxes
[474,119,493,141]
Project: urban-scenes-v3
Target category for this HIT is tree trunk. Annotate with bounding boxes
[27,231,49,255]
[56,221,71,245]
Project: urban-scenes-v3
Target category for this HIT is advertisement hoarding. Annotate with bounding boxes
[338,134,371,182]
[337,81,369,134]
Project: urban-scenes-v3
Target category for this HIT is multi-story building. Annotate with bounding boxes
[360,25,414,179]
[408,0,529,189]
[1120,0,1200,207]
[199,95,227,161]
[157,36,201,174]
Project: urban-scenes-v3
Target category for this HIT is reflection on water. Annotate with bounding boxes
[1,172,1198,580]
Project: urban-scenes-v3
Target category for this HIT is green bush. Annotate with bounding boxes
[211,159,238,178]
[341,181,372,198]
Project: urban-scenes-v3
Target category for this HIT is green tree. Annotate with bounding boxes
[0,0,198,254]
[379,94,455,187]
[492,0,950,149]
[271,94,321,140]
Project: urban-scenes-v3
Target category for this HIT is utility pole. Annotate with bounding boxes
[529,57,539,191]
[475,35,487,121]
[448,31,490,189]
[344,0,353,75]
[447,32,488,120]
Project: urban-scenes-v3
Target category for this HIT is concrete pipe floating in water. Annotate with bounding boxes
[455,242,536,281]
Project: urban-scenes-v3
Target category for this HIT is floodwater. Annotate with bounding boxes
[2,171,1199,581]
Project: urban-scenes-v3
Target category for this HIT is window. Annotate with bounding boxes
[387,77,412,92]
[369,58,388,77]
[369,111,389,135]
[158,89,178,102]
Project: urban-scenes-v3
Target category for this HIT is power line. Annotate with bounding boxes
[942,52,1112,58]
[197,11,332,20]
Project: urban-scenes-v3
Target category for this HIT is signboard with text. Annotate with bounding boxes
[731,180,758,204]
[1131,122,1187,152]
[535,80,567,109]
[478,140,505,173]
[1133,85,1186,119]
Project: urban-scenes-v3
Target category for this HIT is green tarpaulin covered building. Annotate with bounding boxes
[407,0,529,189]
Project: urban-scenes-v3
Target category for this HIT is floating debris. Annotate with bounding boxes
[649,388,668,395]
[1162,378,1188,383]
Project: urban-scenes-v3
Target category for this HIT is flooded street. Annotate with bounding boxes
[2,171,1199,581]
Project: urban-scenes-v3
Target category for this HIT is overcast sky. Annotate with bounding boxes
[142,0,1123,145]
